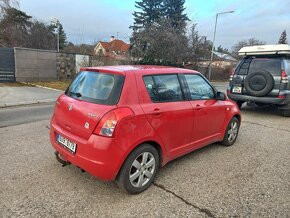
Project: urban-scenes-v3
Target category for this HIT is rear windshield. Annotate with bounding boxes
[248,58,281,76]
[65,71,124,105]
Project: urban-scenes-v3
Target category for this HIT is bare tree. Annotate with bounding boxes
[231,38,266,59]
[130,19,189,66]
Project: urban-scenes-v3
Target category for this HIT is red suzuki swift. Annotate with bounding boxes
[50,65,241,194]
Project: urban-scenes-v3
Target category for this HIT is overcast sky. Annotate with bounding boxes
[19,0,290,50]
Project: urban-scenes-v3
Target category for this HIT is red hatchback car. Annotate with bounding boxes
[50,65,241,194]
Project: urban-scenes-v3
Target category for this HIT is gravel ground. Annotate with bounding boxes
[0,96,289,217]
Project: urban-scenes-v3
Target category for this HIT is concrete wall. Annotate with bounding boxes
[14,48,57,82]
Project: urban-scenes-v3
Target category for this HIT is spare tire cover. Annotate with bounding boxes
[244,71,274,96]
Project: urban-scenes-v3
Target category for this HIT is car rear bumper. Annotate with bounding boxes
[228,92,290,105]
[50,121,125,181]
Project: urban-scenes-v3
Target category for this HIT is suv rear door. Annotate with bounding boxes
[232,57,282,97]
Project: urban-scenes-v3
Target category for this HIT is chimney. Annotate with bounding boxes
[110,36,115,42]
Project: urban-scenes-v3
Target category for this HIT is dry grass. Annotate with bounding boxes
[0,82,34,87]
[30,81,71,91]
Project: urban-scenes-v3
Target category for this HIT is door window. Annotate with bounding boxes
[184,74,215,100]
[143,74,183,102]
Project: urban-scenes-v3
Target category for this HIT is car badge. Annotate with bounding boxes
[84,122,90,129]
[88,113,98,118]
[68,104,73,111]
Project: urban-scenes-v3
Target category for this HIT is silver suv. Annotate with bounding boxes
[227,45,290,117]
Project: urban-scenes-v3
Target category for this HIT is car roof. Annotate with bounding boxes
[80,65,199,75]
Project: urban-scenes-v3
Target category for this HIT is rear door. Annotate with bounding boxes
[54,71,124,140]
[184,74,226,144]
[139,74,194,157]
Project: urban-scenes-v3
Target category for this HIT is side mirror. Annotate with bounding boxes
[216,91,226,101]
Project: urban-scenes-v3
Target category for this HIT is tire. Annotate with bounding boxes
[244,71,274,96]
[279,109,290,117]
[220,117,240,146]
[116,144,159,194]
[236,101,244,109]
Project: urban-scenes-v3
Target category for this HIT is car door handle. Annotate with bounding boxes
[152,108,161,115]
[195,104,202,110]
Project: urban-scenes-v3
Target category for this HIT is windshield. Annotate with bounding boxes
[65,71,124,105]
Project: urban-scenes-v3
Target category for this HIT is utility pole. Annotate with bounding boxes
[208,11,234,80]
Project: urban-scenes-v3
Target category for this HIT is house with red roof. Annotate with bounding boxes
[94,36,130,63]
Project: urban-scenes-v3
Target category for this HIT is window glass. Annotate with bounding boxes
[248,58,281,76]
[284,59,290,74]
[65,71,124,105]
[143,76,159,102]
[184,74,215,100]
[237,60,251,75]
[143,74,183,102]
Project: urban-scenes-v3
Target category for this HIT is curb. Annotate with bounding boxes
[0,98,56,108]
[19,82,63,92]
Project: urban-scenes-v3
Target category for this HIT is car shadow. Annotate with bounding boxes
[241,104,280,116]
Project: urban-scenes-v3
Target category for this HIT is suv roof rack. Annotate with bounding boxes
[238,44,290,56]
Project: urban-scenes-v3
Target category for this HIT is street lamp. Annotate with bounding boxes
[208,10,234,80]
[51,18,60,52]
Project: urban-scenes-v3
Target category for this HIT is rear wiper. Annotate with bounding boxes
[68,91,82,97]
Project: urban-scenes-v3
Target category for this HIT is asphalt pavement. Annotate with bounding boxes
[0,103,54,128]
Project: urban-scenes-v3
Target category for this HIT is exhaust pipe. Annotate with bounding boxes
[55,151,70,167]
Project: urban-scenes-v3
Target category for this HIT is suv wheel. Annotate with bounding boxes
[117,144,159,194]
[279,108,290,117]
[221,117,240,146]
[244,71,274,96]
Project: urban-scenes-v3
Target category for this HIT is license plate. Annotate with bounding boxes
[57,134,77,153]
[232,86,242,94]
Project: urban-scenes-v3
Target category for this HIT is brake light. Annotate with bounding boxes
[229,69,234,81]
[281,70,288,83]
[94,107,134,137]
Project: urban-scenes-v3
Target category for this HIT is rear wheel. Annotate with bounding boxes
[220,117,240,146]
[279,109,290,117]
[116,144,159,194]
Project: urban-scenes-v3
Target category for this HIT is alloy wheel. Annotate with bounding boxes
[129,152,156,188]
[227,120,238,143]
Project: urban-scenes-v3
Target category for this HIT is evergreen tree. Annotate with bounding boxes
[278,30,287,44]
[130,0,163,31]
[50,20,67,50]
[163,0,189,32]
[0,7,32,47]
[57,23,67,49]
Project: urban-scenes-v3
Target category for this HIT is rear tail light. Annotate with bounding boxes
[229,69,234,81]
[281,70,289,83]
[94,107,134,137]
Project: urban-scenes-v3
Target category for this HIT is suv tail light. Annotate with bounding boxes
[229,69,234,81]
[281,70,288,83]
[94,107,134,137]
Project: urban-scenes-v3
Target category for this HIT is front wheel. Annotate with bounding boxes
[220,117,240,146]
[116,144,159,194]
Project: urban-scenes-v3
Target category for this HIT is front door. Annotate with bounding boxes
[184,74,226,144]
